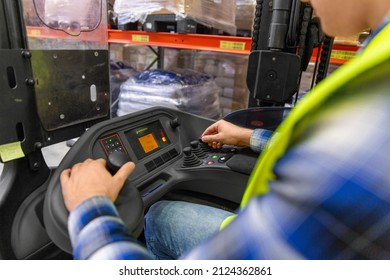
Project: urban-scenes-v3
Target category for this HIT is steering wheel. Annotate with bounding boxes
[43,148,144,254]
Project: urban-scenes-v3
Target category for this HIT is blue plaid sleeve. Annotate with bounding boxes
[68,196,152,260]
[250,129,274,153]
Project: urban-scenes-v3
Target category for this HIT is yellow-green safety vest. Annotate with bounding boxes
[221,23,390,229]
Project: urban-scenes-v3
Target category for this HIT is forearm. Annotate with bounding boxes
[236,127,253,146]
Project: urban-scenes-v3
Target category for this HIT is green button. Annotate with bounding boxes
[212,155,219,159]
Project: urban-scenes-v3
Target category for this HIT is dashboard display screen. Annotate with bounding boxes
[125,121,170,159]
[138,133,159,154]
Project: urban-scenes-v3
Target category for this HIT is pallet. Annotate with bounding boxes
[236,29,252,38]
[117,21,142,31]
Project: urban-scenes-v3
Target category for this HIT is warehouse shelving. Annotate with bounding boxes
[26,26,359,64]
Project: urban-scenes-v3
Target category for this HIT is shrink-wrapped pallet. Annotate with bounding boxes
[177,51,250,116]
[117,69,222,119]
[114,0,236,35]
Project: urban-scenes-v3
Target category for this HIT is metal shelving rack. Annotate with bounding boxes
[26,26,359,65]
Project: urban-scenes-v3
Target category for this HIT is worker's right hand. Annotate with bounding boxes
[201,120,253,149]
[60,158,135,212]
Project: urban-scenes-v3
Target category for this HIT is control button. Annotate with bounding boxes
[218,154,233,163]
[161,152,171,162]
[153,156,164,167]
[207,161,215,165]
[211,155,219,159]
[169,148,179,157]
[219,156,227,162]
[145,161,156,172]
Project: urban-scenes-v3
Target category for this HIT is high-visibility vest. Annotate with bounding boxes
[221,22,390,229]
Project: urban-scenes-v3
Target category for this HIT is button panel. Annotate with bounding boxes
[181,142,237,169]
[144,148,179,172]
[100,134,127,155]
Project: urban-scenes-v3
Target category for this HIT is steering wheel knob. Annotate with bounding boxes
[107,151,130,174]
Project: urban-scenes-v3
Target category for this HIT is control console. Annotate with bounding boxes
[43,106,259,253]
[57,107,256,208]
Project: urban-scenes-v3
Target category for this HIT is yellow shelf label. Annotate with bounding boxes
[220,41,246,51]
[132,35,150,43]
[29,29,41,36]
[331,50,356,61]
[0,142,25,162]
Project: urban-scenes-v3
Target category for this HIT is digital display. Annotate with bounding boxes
[138,133,159,154]
[125,121,171,160]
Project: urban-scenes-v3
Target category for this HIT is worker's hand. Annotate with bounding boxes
[60,158,135,212]
[201,120,253,149]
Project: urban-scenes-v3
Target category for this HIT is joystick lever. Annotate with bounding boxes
[182,147,202,167]
[190,140,207,159]
[107,150,131,174]
[198,138,213,153]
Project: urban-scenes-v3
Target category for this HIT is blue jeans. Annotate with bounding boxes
[144,200,233,259]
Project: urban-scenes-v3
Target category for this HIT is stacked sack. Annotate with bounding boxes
[117,69,222,119]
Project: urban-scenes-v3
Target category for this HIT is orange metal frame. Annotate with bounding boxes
[108,29,251,55]
[26,26,359,64]
[108,30,359,64]
[310,44,359,65]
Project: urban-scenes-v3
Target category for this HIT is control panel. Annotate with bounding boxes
[64,107,257,208]
[90,109,249,183]
[43,106,284,254]
[44,107,258,253]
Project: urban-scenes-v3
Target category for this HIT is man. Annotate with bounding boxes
[61,0,390,259]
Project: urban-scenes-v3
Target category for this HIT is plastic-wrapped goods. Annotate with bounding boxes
[185,51,250,116]
[110,60,136,117]
[117,69,222,119]
[236,0,256,31]
[113,0,236,35]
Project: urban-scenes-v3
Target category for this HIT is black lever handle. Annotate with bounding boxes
[107,151,130,174]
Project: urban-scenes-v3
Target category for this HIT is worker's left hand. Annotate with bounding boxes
[60,158,135,212]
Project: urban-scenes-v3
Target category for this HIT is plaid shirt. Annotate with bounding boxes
[68,20,390,260]
[250,129,274,153]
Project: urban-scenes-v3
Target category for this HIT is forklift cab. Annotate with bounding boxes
[0,0,323,259]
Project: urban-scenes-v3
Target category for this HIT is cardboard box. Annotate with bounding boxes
[236,0,256,31]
